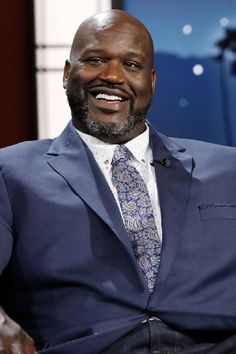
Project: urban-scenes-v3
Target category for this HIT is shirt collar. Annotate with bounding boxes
[125,125,151,163]
[76,124,152,167]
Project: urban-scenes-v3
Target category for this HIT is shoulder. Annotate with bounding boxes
[172,136,235,153]
[0,139,52,172]
[0,138,52,158]
[167,137,236,177]
[149,125,236,170]
[151,124,236,159]
[172,136,236,162]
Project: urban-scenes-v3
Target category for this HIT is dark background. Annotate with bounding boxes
[0,1,37,147]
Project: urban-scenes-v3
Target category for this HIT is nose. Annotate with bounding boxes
[100,60,124,84]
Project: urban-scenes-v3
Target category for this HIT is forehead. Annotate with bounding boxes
[72,18,153,60]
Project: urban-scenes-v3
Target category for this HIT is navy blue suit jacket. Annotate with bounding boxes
[1,121,236,353]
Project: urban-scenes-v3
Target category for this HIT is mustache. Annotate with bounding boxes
[86,83,131,99]
[87,83,123,90]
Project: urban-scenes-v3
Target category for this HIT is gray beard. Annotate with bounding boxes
[66,93,152,140]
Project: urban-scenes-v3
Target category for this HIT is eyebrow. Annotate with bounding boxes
[126,51,146,61]
[80,48,146,61]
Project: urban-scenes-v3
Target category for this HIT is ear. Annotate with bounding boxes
[151,69,157,95]
[63,59,71,89]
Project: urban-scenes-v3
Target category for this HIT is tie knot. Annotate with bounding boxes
[112,145,130,165]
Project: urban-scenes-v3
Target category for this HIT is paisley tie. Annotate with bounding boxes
[111,144,161,292]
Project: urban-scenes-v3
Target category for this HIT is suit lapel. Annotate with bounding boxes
[149,128,194,288]
[46,122,135,257]
[46,122,194,291]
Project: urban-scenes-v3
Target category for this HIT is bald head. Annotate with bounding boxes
[70,10,154,65]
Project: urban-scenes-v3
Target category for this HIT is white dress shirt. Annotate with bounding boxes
[77,126,162,241]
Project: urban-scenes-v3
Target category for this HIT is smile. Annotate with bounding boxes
[87,88,130,113]
[95,93,125,102]
[88,86,130,105]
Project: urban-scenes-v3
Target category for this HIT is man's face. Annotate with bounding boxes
[64,14,156,143]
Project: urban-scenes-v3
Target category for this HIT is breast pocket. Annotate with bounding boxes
[199,203,236,221]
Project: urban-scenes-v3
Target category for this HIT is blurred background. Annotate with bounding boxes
[1,0,236,147]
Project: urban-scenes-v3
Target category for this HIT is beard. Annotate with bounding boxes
[66,91,152,140]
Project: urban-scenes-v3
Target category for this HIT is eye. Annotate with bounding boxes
[86,57,105,65]
[125,61,142,71]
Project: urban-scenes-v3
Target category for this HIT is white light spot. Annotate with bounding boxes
[182,24,192,35]
[179,98,189,108]
[193,64,204,76]
[220,17,230,27]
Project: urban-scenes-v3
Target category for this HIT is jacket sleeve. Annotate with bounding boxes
[0,171,13,273]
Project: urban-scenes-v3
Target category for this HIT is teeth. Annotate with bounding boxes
[95,93,123,101]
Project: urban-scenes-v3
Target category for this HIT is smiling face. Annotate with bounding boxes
[64,11,156,143]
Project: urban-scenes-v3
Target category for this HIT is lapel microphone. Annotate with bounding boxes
[150,159,171,167]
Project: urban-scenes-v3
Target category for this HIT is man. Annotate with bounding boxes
[1,9,236,354]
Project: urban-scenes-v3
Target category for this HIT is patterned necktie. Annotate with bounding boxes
[111,144,162,292]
